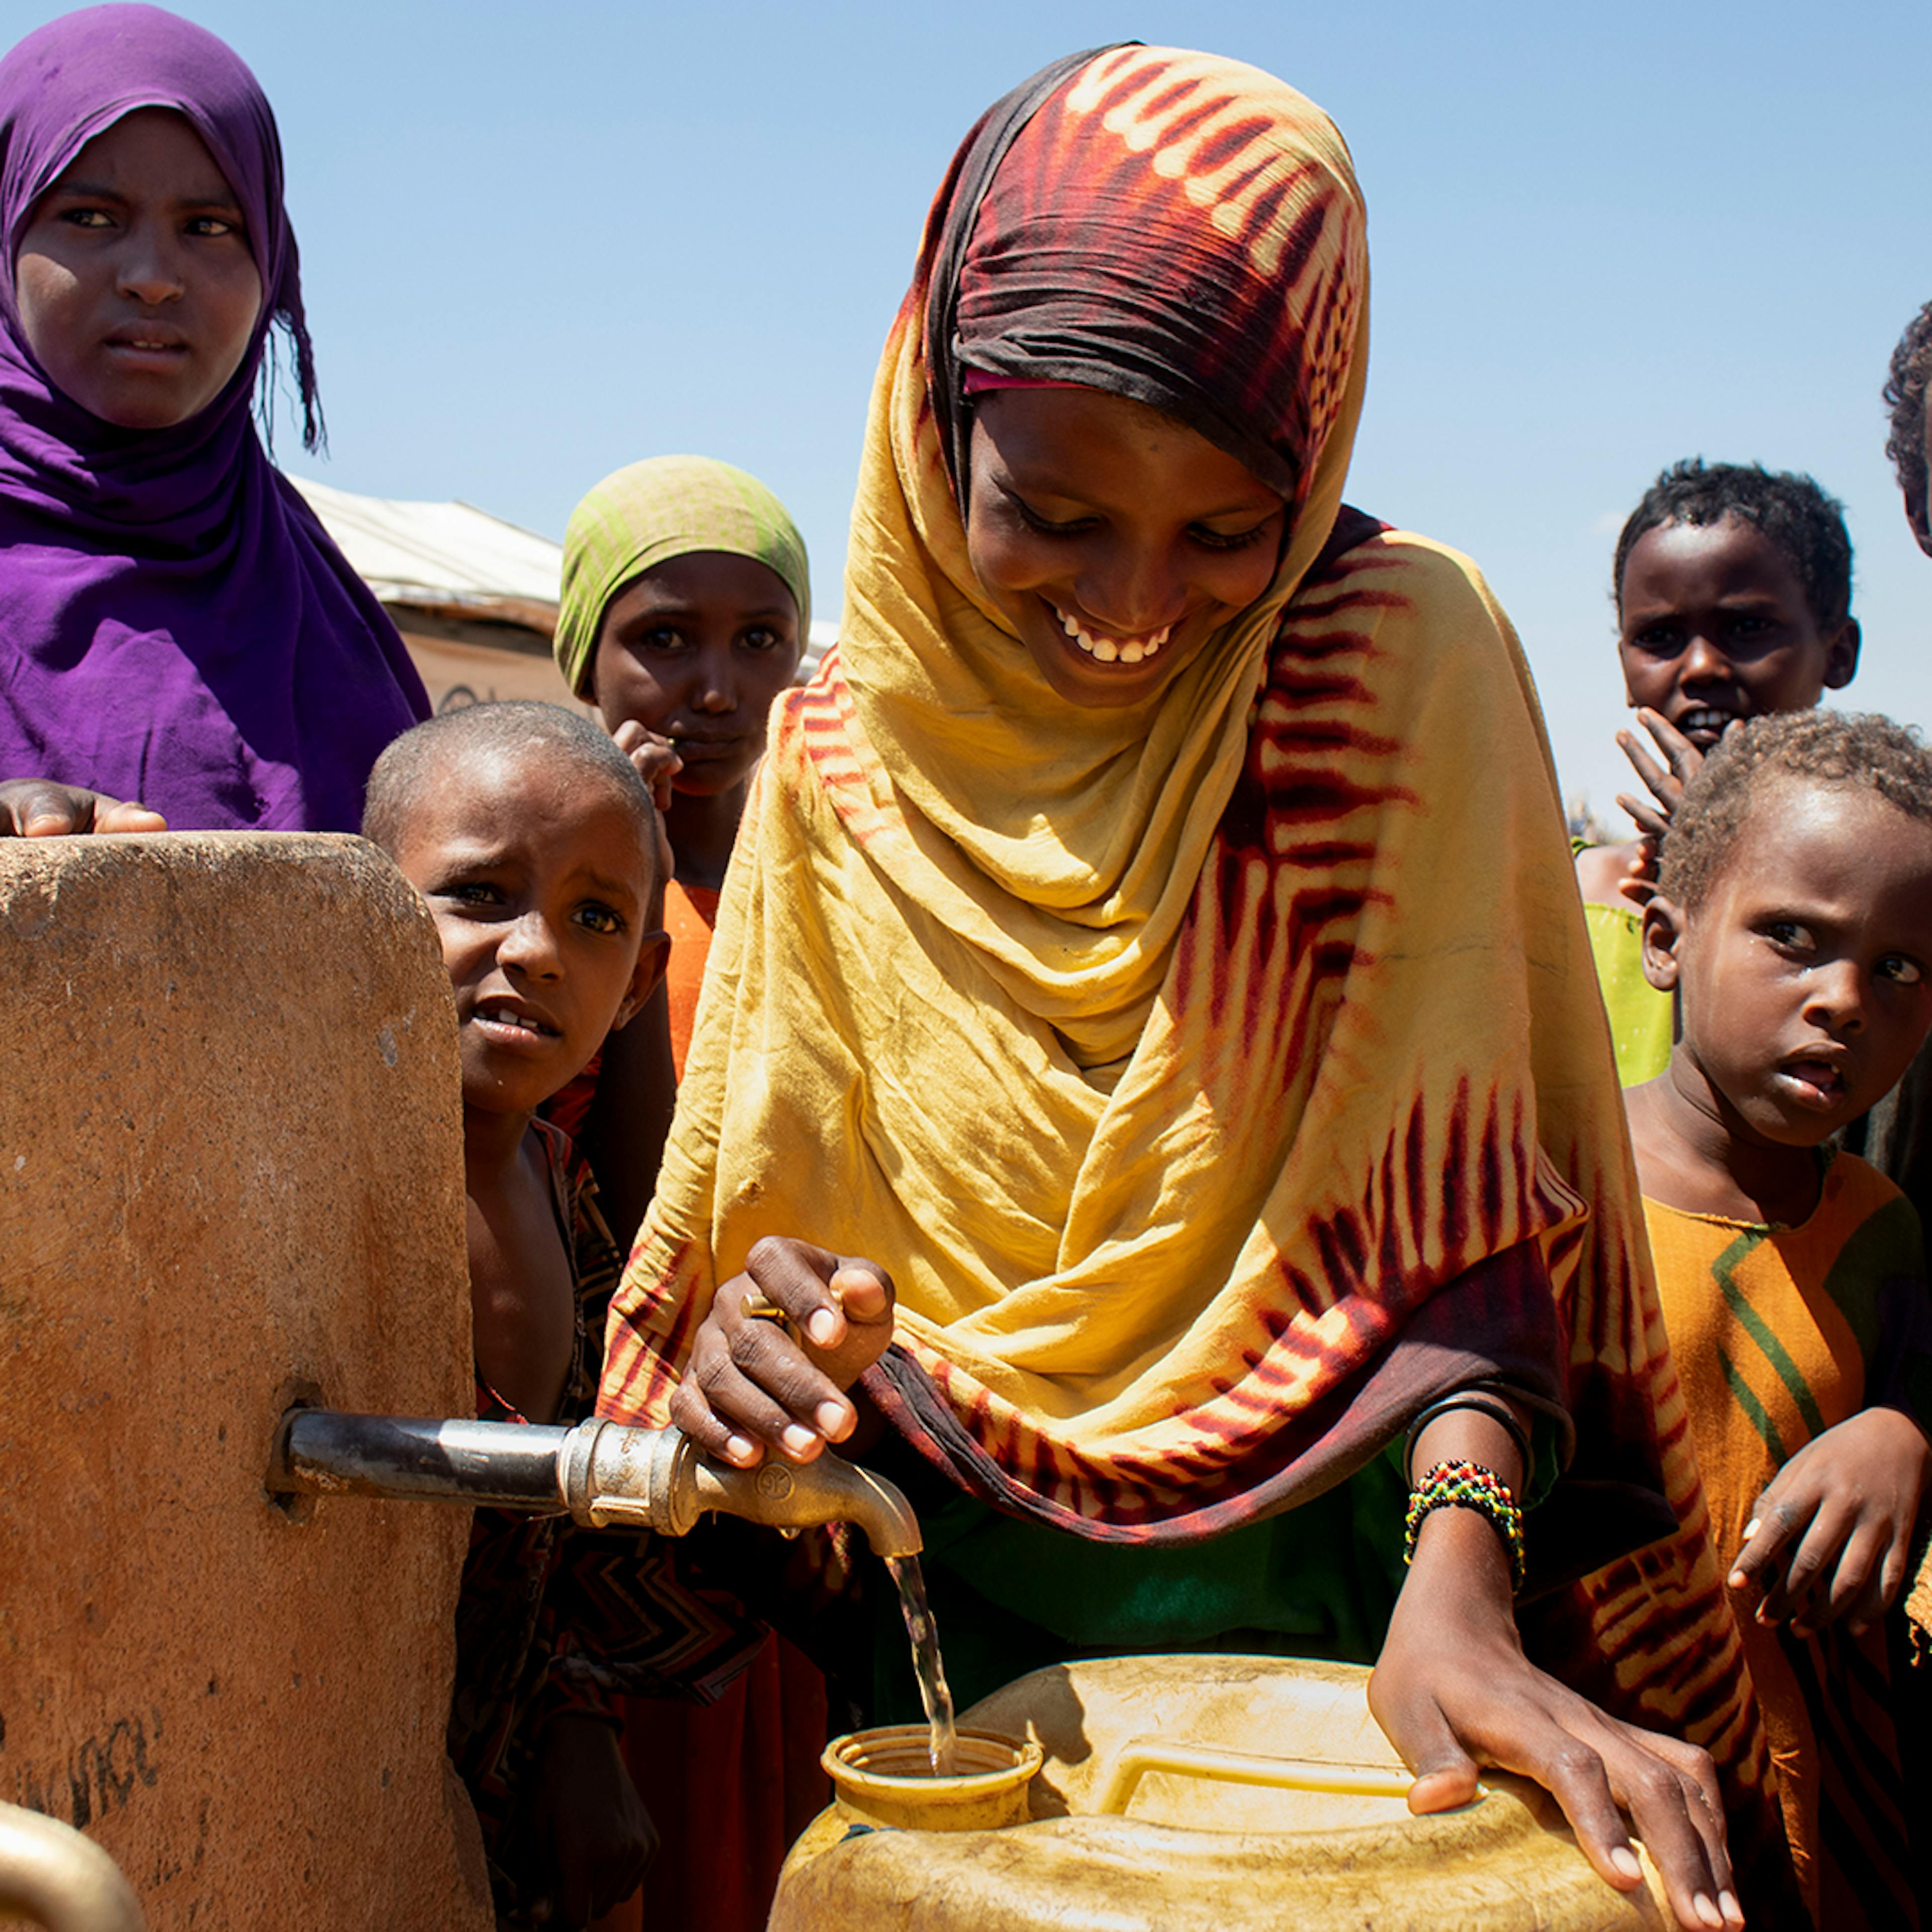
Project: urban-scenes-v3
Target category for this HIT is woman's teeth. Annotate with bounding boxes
[1056,606,1170,665]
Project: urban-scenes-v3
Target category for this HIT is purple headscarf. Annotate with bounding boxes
[0,5,427,831]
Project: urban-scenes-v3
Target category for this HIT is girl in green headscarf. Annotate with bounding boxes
[556,454,809,929]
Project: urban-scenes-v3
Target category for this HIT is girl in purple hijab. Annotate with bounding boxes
[0,4,428,835]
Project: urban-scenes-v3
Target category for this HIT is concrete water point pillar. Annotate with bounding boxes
[0,833,491,1930]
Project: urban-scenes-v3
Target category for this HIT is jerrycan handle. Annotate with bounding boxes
[1095,1736,1430,1817]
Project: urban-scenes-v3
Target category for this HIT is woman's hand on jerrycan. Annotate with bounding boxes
[1370,1510,1743,1932]
[669,1236,895,1468]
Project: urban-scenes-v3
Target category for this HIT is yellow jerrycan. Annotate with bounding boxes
[771,1655,1671,1930]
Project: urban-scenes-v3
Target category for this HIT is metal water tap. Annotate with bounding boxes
[267,1410,923,1559]
[0,1803,146,1932]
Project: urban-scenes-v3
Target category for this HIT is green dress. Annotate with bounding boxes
[867,1452,1412,1721]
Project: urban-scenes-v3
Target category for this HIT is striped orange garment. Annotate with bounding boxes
[1638,1157,1929,1927]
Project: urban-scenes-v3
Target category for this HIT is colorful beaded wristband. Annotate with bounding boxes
[1403,1459,1526,1593]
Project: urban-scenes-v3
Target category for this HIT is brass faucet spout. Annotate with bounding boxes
[557,1420,923,1558]
[690,1445,924,1558]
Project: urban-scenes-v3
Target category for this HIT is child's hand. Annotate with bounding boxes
[1727,1407,1932,1637]
[527,1711,655,1928]
[1612,709,1705,907]
[669,1237,895,1469]
[610,717,684,814]
[0,777,167,836]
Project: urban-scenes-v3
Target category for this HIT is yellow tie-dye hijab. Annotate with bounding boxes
[601,48,1789,1891]
[606,38,1600,1532]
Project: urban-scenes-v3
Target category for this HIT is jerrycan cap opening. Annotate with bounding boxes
[825,1726,1043,1833]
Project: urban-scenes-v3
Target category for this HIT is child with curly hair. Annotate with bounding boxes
[1625,709,1932,1925]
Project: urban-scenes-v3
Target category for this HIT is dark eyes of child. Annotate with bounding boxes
[633,623,787,652]
[435,881,626,936]
[1627,615,1777,654]
[1760,922,1924,986]
[435,878,502,907]
[1627,624,1694,656]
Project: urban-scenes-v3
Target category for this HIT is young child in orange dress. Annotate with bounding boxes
[1624,709,1932,1925]
[548,464,823,1932]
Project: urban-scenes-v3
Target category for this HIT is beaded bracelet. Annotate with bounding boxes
[1403,1459,1526,1593]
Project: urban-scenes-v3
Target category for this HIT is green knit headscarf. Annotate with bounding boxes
[554,455,811,700]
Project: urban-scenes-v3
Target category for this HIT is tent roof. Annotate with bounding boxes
[290,473,837,661]
[290,475,562,612]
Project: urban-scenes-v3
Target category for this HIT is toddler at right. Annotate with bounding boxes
[1624,709,1932,1927]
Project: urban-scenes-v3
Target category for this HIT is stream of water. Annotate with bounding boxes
[886,1553,957,1776]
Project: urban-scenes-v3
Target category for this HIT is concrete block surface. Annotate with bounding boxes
[0,833,491,1929]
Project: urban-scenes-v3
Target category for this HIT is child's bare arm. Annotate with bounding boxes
[582,980,678,1248]
[1726,1406,1932,1636]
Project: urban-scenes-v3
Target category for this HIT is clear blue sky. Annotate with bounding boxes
[18,0,1928,820]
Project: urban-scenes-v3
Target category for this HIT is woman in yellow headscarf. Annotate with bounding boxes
[602,46,1783,1927]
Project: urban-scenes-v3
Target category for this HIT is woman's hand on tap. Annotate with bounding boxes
[670,1236,896,1468]
[0,778,167,835]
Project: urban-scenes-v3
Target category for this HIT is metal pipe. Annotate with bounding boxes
[0,1803,146,1932]
[271,1410,570,1510]
[267,1411,923,1559]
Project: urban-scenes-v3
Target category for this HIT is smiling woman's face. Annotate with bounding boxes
[964,386,1286,709]
[14,107,262,430]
